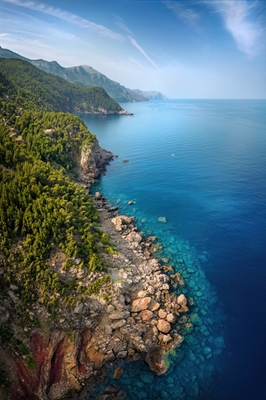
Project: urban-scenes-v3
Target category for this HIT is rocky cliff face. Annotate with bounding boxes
[79,138,114,183]
[0,141,191,400]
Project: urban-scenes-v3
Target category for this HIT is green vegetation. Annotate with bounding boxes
[0,58,123,113]
[0,46,149,102]
[0,368,11,387]
[0,58,116,330]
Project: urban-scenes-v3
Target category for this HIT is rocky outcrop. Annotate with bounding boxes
[0,148,192,400]
[79,138,114,183]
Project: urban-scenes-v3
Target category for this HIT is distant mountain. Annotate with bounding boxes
[0,46,165,102]
[0,58,129,114]
[132,89,166,100]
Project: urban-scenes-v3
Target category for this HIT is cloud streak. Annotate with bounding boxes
[3,0,123,40]
[208,0,263,55]
[163,1,200,26]
[128,35,159,69]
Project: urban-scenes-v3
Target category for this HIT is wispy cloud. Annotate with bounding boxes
[163,1,200,26]
[114,15,133,35]
[207,0,263,55]
[0,33,10,36]
[128,36,159,69]
[3,0,124,41]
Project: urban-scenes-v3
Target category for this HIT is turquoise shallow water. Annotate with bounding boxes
[75,99,266,399]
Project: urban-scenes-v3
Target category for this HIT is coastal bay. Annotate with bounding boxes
[78,98,266,399]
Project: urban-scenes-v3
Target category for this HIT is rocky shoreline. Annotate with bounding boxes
[0,142,191,400]
[61,192,191,399]
[48,145,192,399]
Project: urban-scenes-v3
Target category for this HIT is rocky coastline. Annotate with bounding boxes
[0,142,191,400]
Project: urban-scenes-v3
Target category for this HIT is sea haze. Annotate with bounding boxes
[77,99,266,400]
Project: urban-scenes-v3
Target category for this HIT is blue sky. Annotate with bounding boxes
[0,0,265,98]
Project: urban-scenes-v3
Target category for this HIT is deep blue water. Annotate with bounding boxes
[76,99,266,400]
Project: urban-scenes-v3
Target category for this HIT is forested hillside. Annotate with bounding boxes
[0,46,153,102]
[0,58,125,114]
[0,58,115,390]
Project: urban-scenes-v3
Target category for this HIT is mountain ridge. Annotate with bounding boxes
[0,46,166,102]
[0,57,131,115]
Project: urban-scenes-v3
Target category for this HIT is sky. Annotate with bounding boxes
[0,0,265,99]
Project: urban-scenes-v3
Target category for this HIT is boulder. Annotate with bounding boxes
[140,310,153,321]
[159,334,173,344]
[137,290,147,298]
[161,283,170,291]
[111,216,134,231]
[158,309,167,319]
[111,319,127,329]
[177,294,187,306]
[117,351,128,359]
[166,313,177,324]
[148,299,160,312]
[113,367,123,379]
[147,286,155,295]
[94,191,101,199]
[157,319,171,334]
[126,231,142,244]
[104,384,120,394]
[109,311,130,320]
[131,297,151,312]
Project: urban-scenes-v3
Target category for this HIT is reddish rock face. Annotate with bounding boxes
[131,297,151,312]
[1,329,98,400]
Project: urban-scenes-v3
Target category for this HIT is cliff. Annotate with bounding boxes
[0,134,191,400]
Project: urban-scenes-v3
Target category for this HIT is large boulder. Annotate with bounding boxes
[140,310,154,321]
[111,216,134,231]
[126,231,142,244]
[177,294,187,306]
[157,319,171,334]
[131,297,152,312]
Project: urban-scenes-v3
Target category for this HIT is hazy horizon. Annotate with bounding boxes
[0,0,265,99]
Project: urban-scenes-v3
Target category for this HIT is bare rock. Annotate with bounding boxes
[113,367,124,379]
[107,305,115,313]
[148,299,160,312]
[147,286,155,295]
[95,191,102,199]
[157,319,171,334]
[137,290,147,298]
[104,384,120,394]
[126,231,142,244]
[161,283,170,291]
[111,319,127,329]
[74,303,84,314]
[133,353,142,361]
[158,309,167,319]
[131,297,151,312]
[166,313,177,324]
[158,334,173,344]
[117,350,127,359]
[109,311,130,320]
[140,310,154,321]
[177,294,187,306]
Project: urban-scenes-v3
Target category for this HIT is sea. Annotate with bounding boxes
[75,99,266,400]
